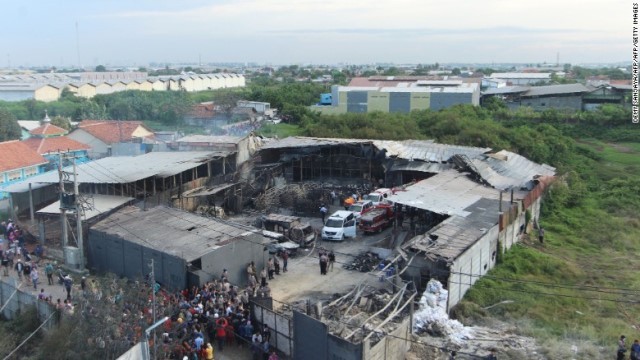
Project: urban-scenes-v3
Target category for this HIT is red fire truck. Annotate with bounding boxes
[359,205,394,234]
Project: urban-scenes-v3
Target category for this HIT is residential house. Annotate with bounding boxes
[0,141,48,199]
[22,117,90,171]
[68,120,155,158]
[17,120,41,140]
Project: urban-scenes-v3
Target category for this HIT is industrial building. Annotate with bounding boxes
[256,137,555,313]
[487,72,552,85]
[481,83,593,111]
[0,72,246,102]
[88,206,267,290]
[312,80,480,114]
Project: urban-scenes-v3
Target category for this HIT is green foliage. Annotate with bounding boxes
[94,65,106,72]
[247,82,325,110]
[93,90,193,125]
[51,115,71,130]
[258,123,303,138]
[302,111,426,140]
[0,107,21,141]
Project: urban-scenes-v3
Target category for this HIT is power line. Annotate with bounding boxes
[447,279,640,304]
[2,312,56,360]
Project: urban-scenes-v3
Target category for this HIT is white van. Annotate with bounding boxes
[322,210,357,241]
[362,188,393,206]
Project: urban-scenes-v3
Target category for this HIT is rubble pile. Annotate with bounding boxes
[343,252,382,272]
[413,280,473,344]
[196,205,226,218]
[321,285,412,345]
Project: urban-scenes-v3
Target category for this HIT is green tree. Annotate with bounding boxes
[51,115,71,130]
[95,65,107,72]
[0,107,21,141]
[451,67,461,75]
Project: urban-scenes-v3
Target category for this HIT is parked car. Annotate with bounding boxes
[322,210,357,241]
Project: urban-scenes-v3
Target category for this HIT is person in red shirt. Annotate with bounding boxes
[215,315,228,351]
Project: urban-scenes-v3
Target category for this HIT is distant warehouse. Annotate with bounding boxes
[311,77,480,114]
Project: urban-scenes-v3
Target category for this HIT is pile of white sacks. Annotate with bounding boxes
[413,279,473,344]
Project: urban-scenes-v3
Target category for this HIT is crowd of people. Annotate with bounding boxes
[151,268,281,360]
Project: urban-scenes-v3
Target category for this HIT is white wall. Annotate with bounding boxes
[67,129,109,159]
[447,225,499,311]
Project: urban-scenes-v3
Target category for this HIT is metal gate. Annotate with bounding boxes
[251,298,293,358]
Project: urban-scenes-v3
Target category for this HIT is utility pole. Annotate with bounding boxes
[149,258,157,360]
[58,155,68,248]
[73,158,84,269]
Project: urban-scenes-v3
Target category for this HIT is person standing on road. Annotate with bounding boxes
[328,251,335,272]
[319,205,328,223]
[260,268,267,287]
[30,267,39,290]
[267,258,275,280]
[63,275,73,300]
[14,259,23,280]
[281,250,288,273]
[44,262,54,285]
[330,190,337,205]
[319,252,328,275]
[1,255,9,276]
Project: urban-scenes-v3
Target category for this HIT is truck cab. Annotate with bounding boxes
[362,188,393,206]
[348,200,374,222]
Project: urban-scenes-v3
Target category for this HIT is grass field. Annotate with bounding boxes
[455,140,640,358]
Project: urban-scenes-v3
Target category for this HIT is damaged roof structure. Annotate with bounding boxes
[258,136,556,313]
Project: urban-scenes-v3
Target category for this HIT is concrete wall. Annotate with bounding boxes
[363,316,411,360]
[347,91,368,113]
[429,92,474,111]
[34,85,61,102]
[68,129,109,159]
[368,91,390,112]
[389,92,412,113]
[410,92,430,111]
[447,224,499,311]
[199,231,266,286]
[87,229,188,290]
[0,90,35,101]
[95,83,113,95]
[0,279,57,328]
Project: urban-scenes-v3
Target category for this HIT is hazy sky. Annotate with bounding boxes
[1,0,629,67]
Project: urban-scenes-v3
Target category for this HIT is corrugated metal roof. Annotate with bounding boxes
[403,198,504,261]
[372,140,489,162]
[481,86,530,95]
[176,135,243,144]
[91,206,258,262]
[37,194,134,221]
[260,137,371,150]
[522,83,591,97]
[3,151,231,191]
[470,150,556,190]
[386,171,503,216]
[261,137,490,163]
[489,73,551,79]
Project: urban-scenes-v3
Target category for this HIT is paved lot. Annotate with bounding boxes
[266,204,399,304]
